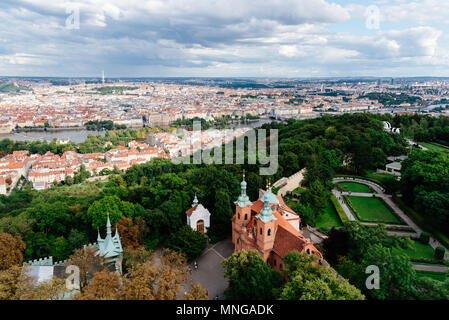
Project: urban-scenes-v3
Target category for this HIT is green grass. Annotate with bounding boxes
[338,182,373,193]
[393,195,449,250]
[416,270,448,282]
[330,194,349,225]
[394,240,436,261]
[365,170,393,181]
[419,142,449,151]
[347,196,399,223]
[315,200,343,228]
[292,187,307,194]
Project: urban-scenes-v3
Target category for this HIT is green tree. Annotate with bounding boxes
[85,195,123,229]
[279,251,364,300]
[301,180,328,217]
[166,225,207,260]
[361,244,416,300]
[222,250,282,300]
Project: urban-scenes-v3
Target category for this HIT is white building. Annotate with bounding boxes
[185,195,211,234]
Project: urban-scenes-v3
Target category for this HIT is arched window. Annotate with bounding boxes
[260,228,262,235]
[267,229,271,236]
[274,259,277,266]
[238,213,240,219]
[306,248,311,254]
[244,214,247,220]
[280,263,283,270]
[237,238,239,244]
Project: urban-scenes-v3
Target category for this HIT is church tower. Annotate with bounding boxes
[96,213,123,274]
[255,196,277,261]
[232,170,253,248]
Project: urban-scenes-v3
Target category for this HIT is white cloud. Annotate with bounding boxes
[0,0,447,77]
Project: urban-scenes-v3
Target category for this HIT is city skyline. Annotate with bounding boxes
[1,0,449,78]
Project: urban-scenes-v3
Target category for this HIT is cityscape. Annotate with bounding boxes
[0,0,448,314]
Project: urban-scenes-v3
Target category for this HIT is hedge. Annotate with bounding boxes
[419,232,431,245]
[334,174,385,189]
[393,195,449,250]
[342,195,404,225]
[330,194,349,225]
[434,247,446,261]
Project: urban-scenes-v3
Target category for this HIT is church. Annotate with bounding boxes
[231,172,323,273]
[23,213,123,287]
[185,194,211,234]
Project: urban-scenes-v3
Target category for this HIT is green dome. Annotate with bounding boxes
[261,188,279,204]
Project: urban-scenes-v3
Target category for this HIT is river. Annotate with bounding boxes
[0,119,278,143]
[0,129,105,143]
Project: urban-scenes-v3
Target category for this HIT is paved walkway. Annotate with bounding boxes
[332,177,449,262]
[332,189,356,221]
[333,177,385,193]
[412,264,448,272]
[277,169,305,197]
[188,238,234,300]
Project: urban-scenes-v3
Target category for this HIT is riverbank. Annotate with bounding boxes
[13,126,90,133]
[0,129,105,143]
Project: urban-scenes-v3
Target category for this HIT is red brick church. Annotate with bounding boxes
[231,172,323,272]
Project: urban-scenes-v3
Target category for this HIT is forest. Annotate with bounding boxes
[0,113,448,300]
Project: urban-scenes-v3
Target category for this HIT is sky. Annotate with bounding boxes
[1,0,449,78]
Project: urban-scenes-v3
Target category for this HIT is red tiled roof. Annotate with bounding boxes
[272,225,306,258]
[185,204,198,217]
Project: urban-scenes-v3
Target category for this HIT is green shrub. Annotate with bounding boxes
[330,195,349,225]
[434,247,445,261]
[419,232,430,244]
[166,225,207,260]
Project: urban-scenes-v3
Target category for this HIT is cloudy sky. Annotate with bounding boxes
[1,0,449,78]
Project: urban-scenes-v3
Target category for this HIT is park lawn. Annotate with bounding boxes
[338,182,373,193]
[315,201,343,228]
[416,270,448,282]
[348,196,399,223]
[419,142,448,151]
[292,187,307,194]
[365,170,394,182]
[394,240,436,261]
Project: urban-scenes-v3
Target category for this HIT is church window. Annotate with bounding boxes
[244,214,247,220]
[238,213,240,219]
[260,228,262,235]
[274,259,277,266]
[268,229,271,236]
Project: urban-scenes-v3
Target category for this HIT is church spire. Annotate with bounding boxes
[192,194,199,207]
[106,213,112,236]
[256,198,277,223]
[240,169,247,197]
[236,169,251,207]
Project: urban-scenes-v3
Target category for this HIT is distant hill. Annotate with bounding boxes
[0,82,30,93]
